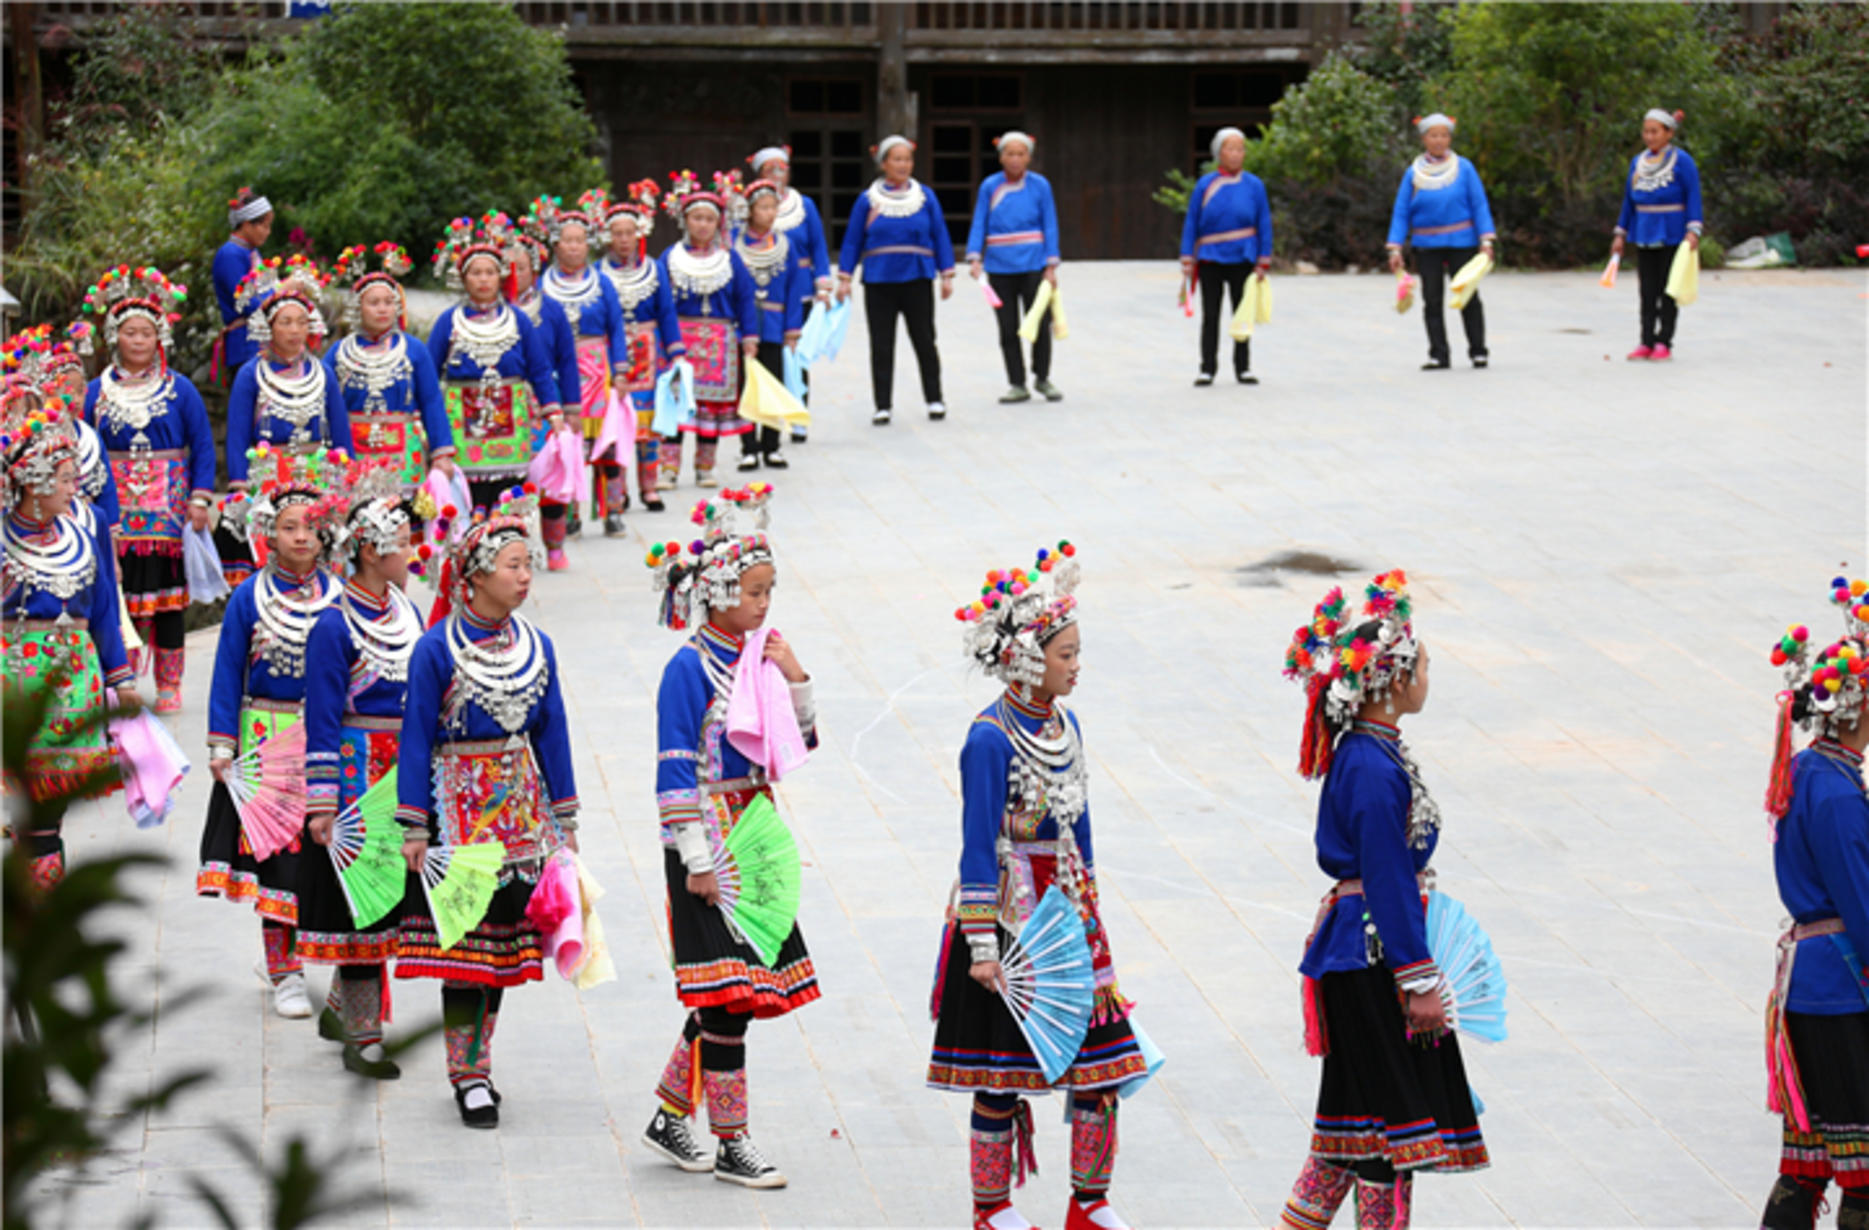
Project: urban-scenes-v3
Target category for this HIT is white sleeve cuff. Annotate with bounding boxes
[788,678,816,733]
[671,821,713,874]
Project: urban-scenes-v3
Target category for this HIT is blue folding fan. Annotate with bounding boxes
[999,885,1095,1084]
[1425,891,1509,1045]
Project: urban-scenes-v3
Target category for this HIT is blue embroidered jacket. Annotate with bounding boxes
[1385,156,1497,250]
[1615,146,1704,247]
[839,181,956,284]
[1179,171,1274,266]
[965,172,1062,275]
[1776,743,1869,1014]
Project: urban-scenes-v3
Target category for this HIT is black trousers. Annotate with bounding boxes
[864,278,942,409]
[988,269,1051,386]
[741,342,786,457]
[1635,243,1680,347]
[1197,260,1253,376]
[1415,246,1487,363]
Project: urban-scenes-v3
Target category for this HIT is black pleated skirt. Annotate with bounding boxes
[1780,1009,1869,1184]
[665,848,819,1019]
[195,779,301,925]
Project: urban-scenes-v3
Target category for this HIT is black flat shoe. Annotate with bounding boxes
[1194,372,1215,387]
[1421,360,1451,371]
[1471,354,1489,369]
[455,1080,499,1129]
[1236,372,1259,385]
[343,1043,401,1081]
[642,496,666,513]
[317,1006,344,1043]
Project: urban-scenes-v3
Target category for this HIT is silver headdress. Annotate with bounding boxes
[647,483,775,630]
[957,542,1082,687]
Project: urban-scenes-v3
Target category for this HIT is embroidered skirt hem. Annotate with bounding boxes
[395,873,543,989]
[1780,1009,1869,1184]
[197,779,301,924]
[120,552,188,619]
[665,848,819,1019]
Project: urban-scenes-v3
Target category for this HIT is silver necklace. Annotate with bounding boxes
[445,611,549,734]
[996,692,1089,832]
[773,189,807,235]
[452,303,520,371]
[667,244,734,298]
[97,368,173,436]
[76,421,108,502]
[253,567,338,678]
[603,258,659,312]
[542,265,602,313]
[1411,153,1460,192]
[1359,725,1443,850]
[4,514,95,603]
[256,358,329,444]
[344,583,422,686]
[865,178,926,219]
[332,333,412,414]
[1632,147,1677,193]
[735,231,790,288]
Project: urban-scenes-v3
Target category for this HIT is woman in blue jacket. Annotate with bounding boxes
[836,136,955,426]
[1386,114,1496,371]
[1610,108,1703,361]
[1178,127,1274,386]
[966,131,1063,404]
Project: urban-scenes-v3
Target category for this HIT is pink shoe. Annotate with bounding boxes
[547,548,569,572]
[1625,345,1654,361]
[155,688,182,715]
[1650,344,1672,360]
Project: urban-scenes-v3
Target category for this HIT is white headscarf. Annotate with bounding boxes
[1209,127,1247,162]
[750,146,789,176]
[1415,113,1455,135]
[873,134,914,165]
[995,130,1035,154]
[228,194,273,229]
[1643,108,1680,130]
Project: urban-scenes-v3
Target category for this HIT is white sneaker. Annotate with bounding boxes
[927,402,947,420]
[872,408,893,425]
[273,972,313,1018]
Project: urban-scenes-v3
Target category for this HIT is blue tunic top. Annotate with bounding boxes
[1615,146,1704,247]
[83,371,217,497]
[838,181,956,284]
[965,172,1062,275]
[658,248,761,339]
[601,258,687,359]
[205,565,339,752]
[511,293,580,414]
[425,303,562,412]
[1179,171,1274,266]
[773,190,833,298]
[1385,156,1497,250]
[2,512,133,687]
[1298,725,1439,990]
[74,419,120,534]
[224,356,355,486]
[654,623,819,845]
[540,266,627,365]
[393,607,579,836]
[213,238,268,374]
[731,229,809,345]
[303,581,420,814]
[1776,743,1869,1014]
[323,331,455,459]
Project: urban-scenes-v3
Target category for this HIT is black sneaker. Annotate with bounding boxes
[603,512,626,537]
[763,450,789,470]
[872,408,892,426]
[342,1042,401,1081]
[713,1132,787,1188]
[736,454,761,473]
[455,1080,498,1129]
[1194,372,1215,387]
[1236,372,1259,385]
[642,1109,712,1173]
[1472,354,1489,369]
[1421,359,1451,371]
[317,1006,344,1043]
[790,426,808,444]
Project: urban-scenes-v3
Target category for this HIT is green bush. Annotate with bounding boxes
[1241,52,1407,190]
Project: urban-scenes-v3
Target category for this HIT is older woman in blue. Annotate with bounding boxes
[836,136,956,426]
[966,131,1064,404]
[657,178,760,490]
[733,179,809,472]
[1278,574,1487,1230]
[1757,585,1869,1230]
[197,452,344,1024]
[297,488,423,1082]
[600,191,685,512]
[930,546,1148,1230]
[3,388,137,891]
[392,498,577,1129]
[1611,108,1703,361]
[425,233,563,520]
[1179,127,1273,386]
[1386,114,1496,371]
[212,187,274,381]
[326,251,454,497]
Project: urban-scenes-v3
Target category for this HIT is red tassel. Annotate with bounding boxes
[1297,678,1335,780]
[380,970,393,1025]
[1765,690,1797,827]
[427,557,455,627]
[1302,975,1328,1056]
[1011,1098,1038,1188]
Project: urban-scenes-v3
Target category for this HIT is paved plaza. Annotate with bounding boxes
[33,262,1867,1228]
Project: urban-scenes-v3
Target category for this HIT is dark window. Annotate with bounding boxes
[788,76,872,247]
[928,73,1022,114]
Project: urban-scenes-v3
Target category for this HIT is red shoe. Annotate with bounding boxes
[974,1202,1040,1230]
[155,687,182,715]
[547,548,570,572]
[1065,1197,1129,1230]
[1625,345,1654,361]
[1650,344,1672,360]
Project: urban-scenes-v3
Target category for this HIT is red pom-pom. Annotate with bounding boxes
[441,504,459,519]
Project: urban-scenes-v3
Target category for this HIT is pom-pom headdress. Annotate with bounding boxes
[1764,577,1869,824]
[3,325,86,393]
[336,457,412,567]
[743,178,782,208]
[426,483,541,623]
[1283,570,1419,779]
[233,256,330,347]
[230,442,349,550]
[665,171,746,234]
[957,542,1082,687]
[1,376,80,507]
[432,215,514,291]
[331,242,414,332]
[78,265,189,359]
[604,179,659,239]
[645,483,774,630]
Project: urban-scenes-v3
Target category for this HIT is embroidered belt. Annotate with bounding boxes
[444,376,525,392]
[1198,226,1258,247]
[987,231,1043,246]
[437,736,522,757]
[342,713,402,732]
[701,773,766,796]
[1788,917,1845,943]
[108,447,185,463]
[862,245,934,259]
[1412,221,1473,236]
[7,618,83,634]
[243,696,299,716]
[1636,204,1684,213]
[759,302,786,312]
[797,256,815,269]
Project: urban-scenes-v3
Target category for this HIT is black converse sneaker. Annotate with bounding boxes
[642,1109,711,1173]
[454,1080,498,1129]
[713,1132,787,1188]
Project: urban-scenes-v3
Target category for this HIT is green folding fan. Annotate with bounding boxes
[421,841,504,952]
[326,768,404,928]
[714,793,802,967]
